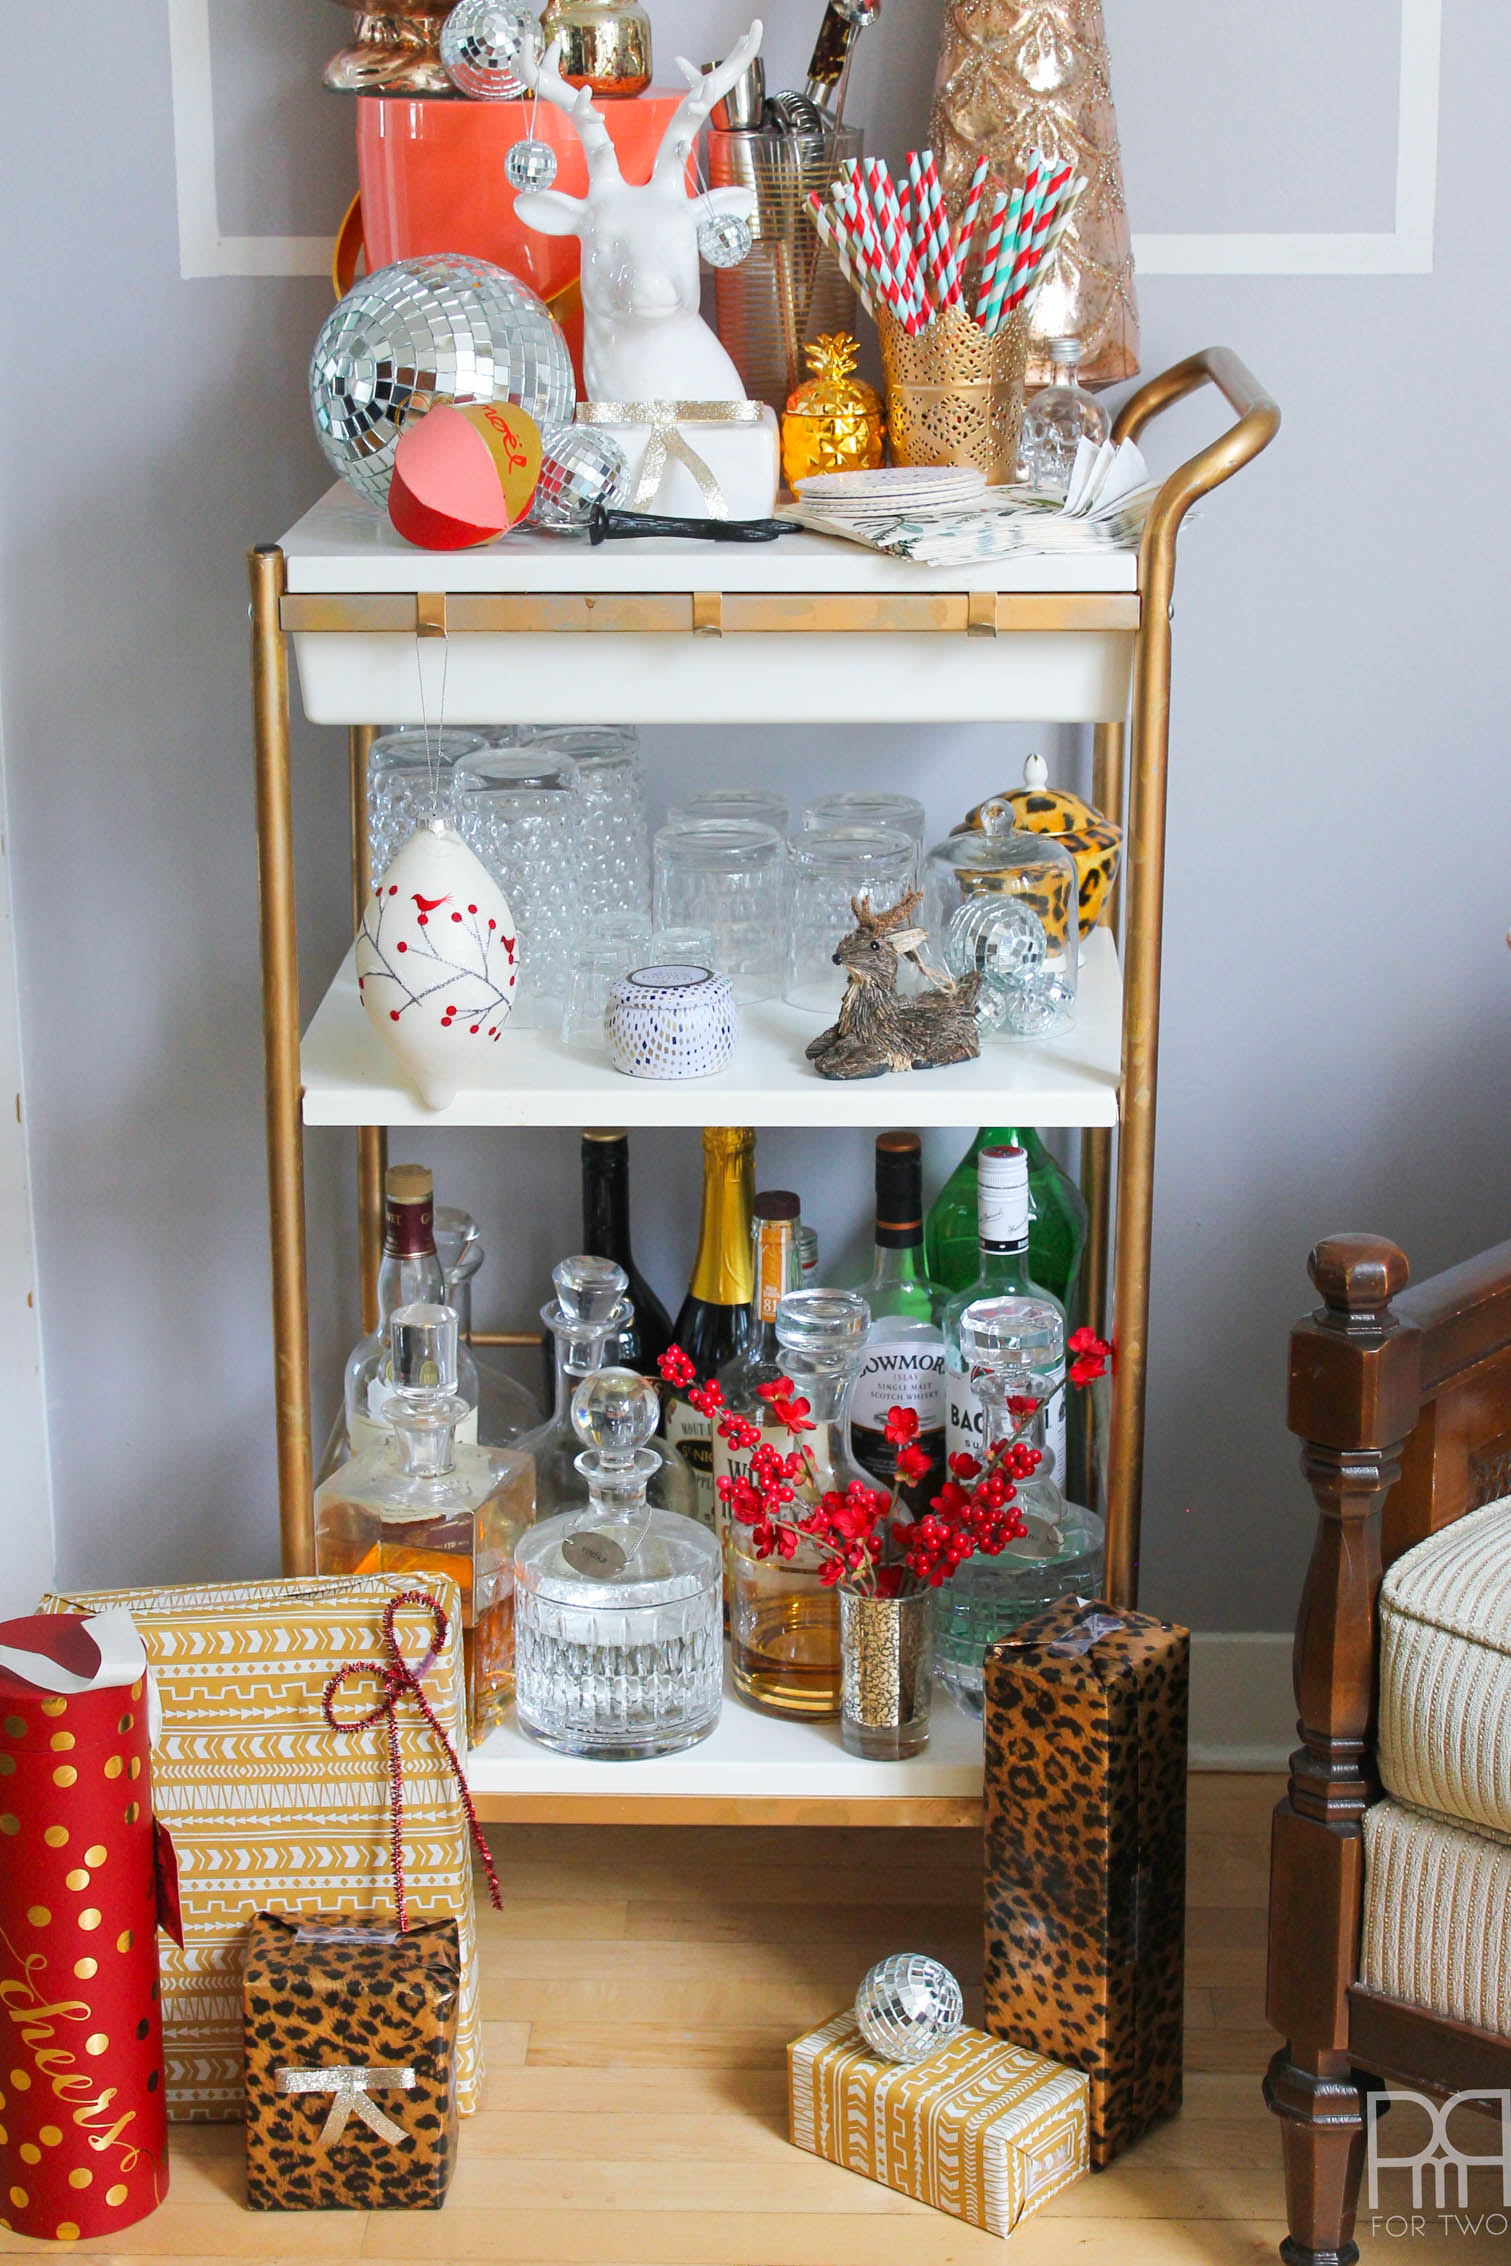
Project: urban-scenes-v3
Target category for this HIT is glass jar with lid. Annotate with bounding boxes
[513,1368,722,1757]
[730,1287,872,1720]
[925,770,1079,1037]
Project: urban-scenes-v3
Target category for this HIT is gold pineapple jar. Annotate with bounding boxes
[781,333,886,487]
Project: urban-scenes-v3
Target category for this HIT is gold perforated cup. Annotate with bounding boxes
[878,303,1030,485]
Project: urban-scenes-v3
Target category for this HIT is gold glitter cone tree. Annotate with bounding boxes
[929,0,1139,388]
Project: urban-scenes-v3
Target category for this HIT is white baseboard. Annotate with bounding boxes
[1189,1632,1294,1771]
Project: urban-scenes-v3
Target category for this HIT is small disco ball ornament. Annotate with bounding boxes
[855,1954,964,2065]
[945,894,1047,986]
[310,254,575,508]
[440,0,536,98]
[505,135,559,191]
[529,422,630,532]
[698,209,753,269]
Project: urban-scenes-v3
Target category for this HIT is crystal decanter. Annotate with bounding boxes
[513,1368,723,1758]
[314,1302,535,1738]
[934,1296,1104,1713]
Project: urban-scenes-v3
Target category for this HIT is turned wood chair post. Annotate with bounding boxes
[1263,1235,1420,2266]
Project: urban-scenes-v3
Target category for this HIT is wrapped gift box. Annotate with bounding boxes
[788,2013,1088,2239]
[41,1577,483,2121]
[243,1912,459,2211]
[983,1596,1189,2167]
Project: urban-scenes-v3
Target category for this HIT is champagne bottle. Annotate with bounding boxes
[851,1132,947,1516]
[580,1129,673,1377]
[925,1126,1088,1315]
[666,1127,756,1529]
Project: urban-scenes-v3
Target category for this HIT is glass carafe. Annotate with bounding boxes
[517,1257,697,1521]
[434,1206,540,1442]
[933,1297,1104,1713]
[730,1288,871,1720]
[314,1303,535,1739]
[514,1369,723,1757]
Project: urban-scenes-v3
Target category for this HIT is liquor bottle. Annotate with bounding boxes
[925,1126,1088,1314]
[314,1303,534,1739]
[710,1191,802,1596]
[797,1221,819,1285]
[666,1127,755,1530]
[730,1289,871,1719]
[851,1132,947,1516]
[317,1165,482,1482]
[942,1144,1067,1483]
[434,1206,540,1442]
[517,1256,697,1523]
[581,1129,674,1376]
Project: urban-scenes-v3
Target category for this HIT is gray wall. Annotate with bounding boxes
[1,1,1505,1628]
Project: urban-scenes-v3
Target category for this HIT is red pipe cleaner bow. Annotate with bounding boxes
[323,1587,502,1929]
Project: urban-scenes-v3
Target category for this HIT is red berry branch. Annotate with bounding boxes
[657,1328,1111,1599]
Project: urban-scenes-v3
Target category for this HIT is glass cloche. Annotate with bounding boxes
[925,761,1079,1036]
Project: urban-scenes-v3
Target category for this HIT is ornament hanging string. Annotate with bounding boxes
[413,625,452,823]
[323,1587,502,1929]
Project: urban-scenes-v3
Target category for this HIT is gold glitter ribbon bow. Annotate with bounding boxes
[576,400,767,520]
[277,2064,416,2151]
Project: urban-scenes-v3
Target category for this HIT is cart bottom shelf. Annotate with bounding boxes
[467,1653,985,1825]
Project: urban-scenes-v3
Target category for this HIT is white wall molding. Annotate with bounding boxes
[168,0,1443,282]
[1190,1632,1293,1772]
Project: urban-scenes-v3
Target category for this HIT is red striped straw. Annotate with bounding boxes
[808,191,875,317]
[973,188,1009,325]
[843,177,913,331]
[944,155,990,308]
[1007,160,1075,309]
[1007,174,1086,315]
[920,152,953,306]
[880,166,927,325]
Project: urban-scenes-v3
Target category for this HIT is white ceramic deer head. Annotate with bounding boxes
[514,20,763,403]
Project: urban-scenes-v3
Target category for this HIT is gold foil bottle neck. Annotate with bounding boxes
[689,1128,756,1307]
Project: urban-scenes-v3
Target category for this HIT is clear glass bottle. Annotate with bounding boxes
[925,1125,1088,1313]
[314,1303,534,1740]
[730,1288,871,1720]
[433,1206,540,1442]
[318,1165,482,1483]
[665,1127,755,1530]
[942,1145,1067,1484]
[518,1257,697,1523]
[710,1191,803,1602]
[1019,337,1111,497]
[851,1133,947,1517]
[934,1297,1105,1713]
[514,1369,723,1757]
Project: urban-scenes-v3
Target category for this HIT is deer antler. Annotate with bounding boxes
[870,887,924,935]
[652,19,765,188]
[514,34,623,192]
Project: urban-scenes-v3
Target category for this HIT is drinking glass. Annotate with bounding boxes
[455,747,585,1030]
[653,819,785,1005]
[802,792,926,885]
[365,728,487,891]
[561,912,654,1050]
[784,824,916,1014]
[667,788,790,837]
[532,725,650,922]
[650,925,716,967]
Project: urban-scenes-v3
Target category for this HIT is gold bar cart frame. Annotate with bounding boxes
[249,343,1277,1699]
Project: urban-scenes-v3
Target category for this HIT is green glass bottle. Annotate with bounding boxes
[925,1127,1088,1318]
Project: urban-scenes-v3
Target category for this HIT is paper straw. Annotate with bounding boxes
[920,152,953,305]
[1006,166,1080,315]
[944,156,990,308]
[809,193,876,316]
[973,189,1009,325]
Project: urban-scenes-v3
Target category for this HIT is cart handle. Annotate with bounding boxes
[1113,345,1279,550]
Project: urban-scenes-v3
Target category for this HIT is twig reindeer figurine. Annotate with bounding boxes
[513,22,763,401]
[807,889,983,1080]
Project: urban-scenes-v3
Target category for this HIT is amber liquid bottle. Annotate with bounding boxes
[665,1127,755,1531]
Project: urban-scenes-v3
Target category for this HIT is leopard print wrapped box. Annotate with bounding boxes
[982,1596,1189,2168]
[243,1912,460,2211]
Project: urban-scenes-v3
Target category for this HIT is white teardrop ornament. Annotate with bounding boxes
[355,819,517,1110]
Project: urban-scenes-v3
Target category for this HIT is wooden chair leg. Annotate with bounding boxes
[1265,2049,1366,2266]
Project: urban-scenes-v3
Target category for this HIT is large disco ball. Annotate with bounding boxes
[310,254,575,508]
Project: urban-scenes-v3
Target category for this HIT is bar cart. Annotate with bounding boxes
[250,347,1277,1823]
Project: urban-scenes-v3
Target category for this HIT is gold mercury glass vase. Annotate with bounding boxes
[928,0,1140,389]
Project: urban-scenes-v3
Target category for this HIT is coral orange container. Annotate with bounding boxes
[356,94,688,384]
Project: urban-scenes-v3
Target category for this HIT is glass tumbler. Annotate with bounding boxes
[784,824,916,1014]
[532,725,650,923]
[653,819,785,1005]
[667,789,790,837]
[365,728,486,891]
[455,746,585,1031]
[562,912,654,1050]
[802,793,927,885]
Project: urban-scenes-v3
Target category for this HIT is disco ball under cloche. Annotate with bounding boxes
[310,253,576,509]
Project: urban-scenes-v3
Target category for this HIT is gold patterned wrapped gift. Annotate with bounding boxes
[788,2013,1088,2239]
[41,1576,483,2122]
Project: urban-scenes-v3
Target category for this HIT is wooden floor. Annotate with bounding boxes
[6,1771,1508,2261]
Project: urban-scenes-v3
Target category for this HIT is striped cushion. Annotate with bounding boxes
[1361,1797,1511,2037]
[1378,1495,1511,1836]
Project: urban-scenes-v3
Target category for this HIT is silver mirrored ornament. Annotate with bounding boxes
[997,971,1076,1037]
[855,1954,964,2065]
[506,135,559,191]
[698,210,753,269]
[945,895,1046,985]
[528,423,630,532]
[440,0,537,98]
[310,254,575,507]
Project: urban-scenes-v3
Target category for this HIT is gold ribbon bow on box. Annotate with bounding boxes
[277,2064,416,2151]
[576,400,767,520]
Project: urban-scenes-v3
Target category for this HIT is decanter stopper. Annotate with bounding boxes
[562,1368,661,1574]
[959,1297,1034,1445]
[391,1301,460,1394]
[553,1255,628,1327]
[571,1366,662,1463]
